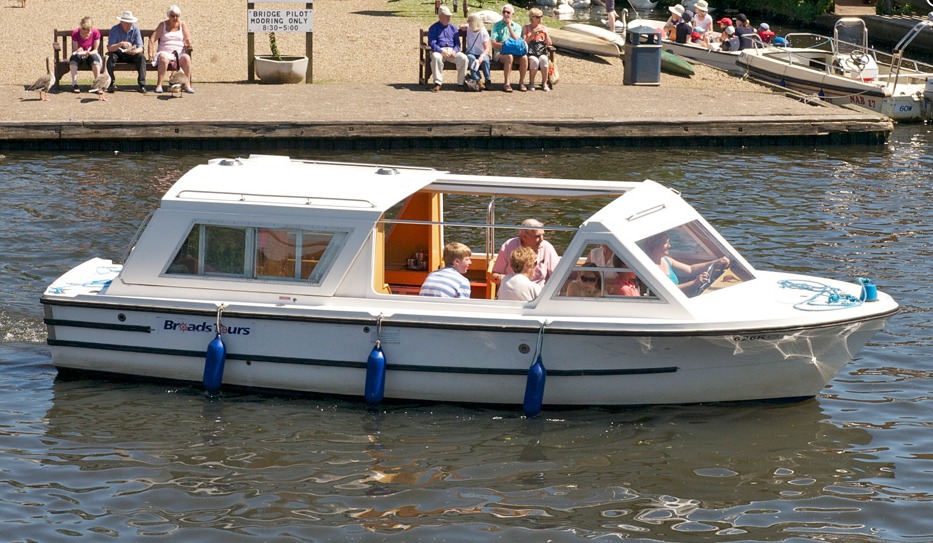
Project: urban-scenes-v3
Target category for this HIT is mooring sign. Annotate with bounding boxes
[247,9,313,33]
[246,1,314,83]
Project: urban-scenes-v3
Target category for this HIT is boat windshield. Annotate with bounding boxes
[165,223,349,284]
[636,220,754,297]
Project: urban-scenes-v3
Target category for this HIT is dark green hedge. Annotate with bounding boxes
[651,0,835,23]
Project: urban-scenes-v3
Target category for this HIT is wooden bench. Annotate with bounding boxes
[419,28,556,86]
[52,28,155,89]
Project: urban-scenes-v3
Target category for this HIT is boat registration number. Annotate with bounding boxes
[849,96,877,108]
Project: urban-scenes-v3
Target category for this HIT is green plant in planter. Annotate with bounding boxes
[269,32,282,61]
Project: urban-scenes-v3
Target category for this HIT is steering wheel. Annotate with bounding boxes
[844,51,870,72]
[693,262,727,297]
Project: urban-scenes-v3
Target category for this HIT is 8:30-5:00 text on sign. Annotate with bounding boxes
[247,10,314,33]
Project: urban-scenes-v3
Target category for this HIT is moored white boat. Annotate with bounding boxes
[628,17,770,75]
[563,22,625,48]
[738,16,933,122]
[42,155,898,410]
[548,26,621,56]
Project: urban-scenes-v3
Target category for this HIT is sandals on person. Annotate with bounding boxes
[518,84,527,92]
[503,85,513,93]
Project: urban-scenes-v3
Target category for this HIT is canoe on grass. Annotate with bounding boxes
[661,50,695,76]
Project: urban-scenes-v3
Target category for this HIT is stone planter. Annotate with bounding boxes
[254,56,309,84]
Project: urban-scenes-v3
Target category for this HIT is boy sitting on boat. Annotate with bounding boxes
[419,242,473,298]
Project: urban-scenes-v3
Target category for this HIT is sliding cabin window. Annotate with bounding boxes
[166,224,347,284]
[557,243,657,300]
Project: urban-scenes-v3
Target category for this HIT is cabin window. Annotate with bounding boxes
[636,221,753,297]
[205,226,248,276]
[557,243,655,300]
[167,224,347,283]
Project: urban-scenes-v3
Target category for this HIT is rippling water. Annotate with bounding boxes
[1,126,931,541]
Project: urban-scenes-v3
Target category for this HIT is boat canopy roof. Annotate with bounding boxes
[161,155,443,217]
[159,155,648,220]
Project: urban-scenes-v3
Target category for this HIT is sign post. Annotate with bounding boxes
[247,1,314,83]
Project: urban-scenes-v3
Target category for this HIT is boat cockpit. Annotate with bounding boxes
[120,158,756,308]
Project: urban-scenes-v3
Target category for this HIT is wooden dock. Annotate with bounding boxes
[1,82,893,151]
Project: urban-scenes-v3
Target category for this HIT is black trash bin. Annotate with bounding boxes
[623,25,661,86]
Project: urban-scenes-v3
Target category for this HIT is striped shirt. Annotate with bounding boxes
[419,267,471,298]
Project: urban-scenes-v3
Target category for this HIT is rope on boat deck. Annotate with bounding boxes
[778,279,863,311]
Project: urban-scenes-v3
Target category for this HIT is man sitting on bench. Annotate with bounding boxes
[106,10,147,93]
[427,6,468,92]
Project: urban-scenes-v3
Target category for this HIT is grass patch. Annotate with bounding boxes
[387,0,569,28]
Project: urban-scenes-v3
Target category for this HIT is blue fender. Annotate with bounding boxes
[365,342,386,405]
[523,354,546,417]
[203,333,226,394]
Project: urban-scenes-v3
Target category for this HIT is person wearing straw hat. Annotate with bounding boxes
[692,1,713,33]
[106,10,147,93]
[663,4,685,41]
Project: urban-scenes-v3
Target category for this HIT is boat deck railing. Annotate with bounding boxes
[776,30,933,92]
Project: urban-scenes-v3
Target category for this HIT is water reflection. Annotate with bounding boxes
[0,127,931,541]
[29,376,896,540]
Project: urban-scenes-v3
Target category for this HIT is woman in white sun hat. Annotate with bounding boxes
[693,1,713,33]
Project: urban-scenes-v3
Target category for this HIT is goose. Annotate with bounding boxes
[90,71,111,101]
[169,50,189,97]
[27,57,53,101]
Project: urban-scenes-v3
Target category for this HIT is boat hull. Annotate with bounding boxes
[548,27,621,57]
[740,52,930,122]
[44,297,891,406]
[662,41,746,75]
[660,50,695,77]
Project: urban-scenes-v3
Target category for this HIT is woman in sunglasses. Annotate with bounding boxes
[565,263,602,297]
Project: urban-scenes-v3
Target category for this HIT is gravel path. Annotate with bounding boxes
[6,0,756,91]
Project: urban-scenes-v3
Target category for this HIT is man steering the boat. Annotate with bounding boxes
[489,218,559,286]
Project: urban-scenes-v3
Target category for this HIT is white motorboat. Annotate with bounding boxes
[738,16,933,122]
[42,155,897,411]
[548,26,621,57]
[628,17,770,75]
[563,22,625,47]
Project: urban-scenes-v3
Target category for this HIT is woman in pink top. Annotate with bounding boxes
[147,4,194,93]
[69,17,103,93]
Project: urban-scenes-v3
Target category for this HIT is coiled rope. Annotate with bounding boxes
[778,279,863,311]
